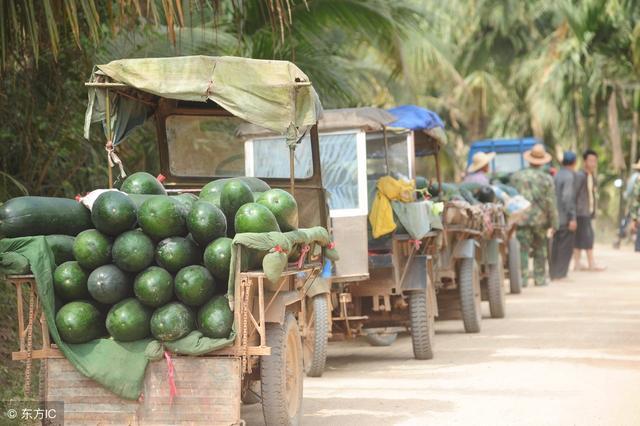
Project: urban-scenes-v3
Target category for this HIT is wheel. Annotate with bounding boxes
[508,237,522,294]
[261,313,303,426]
[487,254,506,318]
[408,291,435,360]
[364,331,398,346]
[303,294,329,378]
[458,257,481,333]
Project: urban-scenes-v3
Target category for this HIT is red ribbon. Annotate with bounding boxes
[273,245,287,254]
[296,245,311,269]
[409,239,422,250]
[156,174,166,183]
[164,351,177,405]
[327,242,336,250]
[75,194,82,202]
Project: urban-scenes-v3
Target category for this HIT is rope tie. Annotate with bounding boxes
[105,140,127,179]
[327,242,336,250]
[296,245,311,269]
[163,351,177,405]
[273,245,287,254]
[408,239,422,250]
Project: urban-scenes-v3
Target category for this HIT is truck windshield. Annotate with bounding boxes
[492,152,526,174]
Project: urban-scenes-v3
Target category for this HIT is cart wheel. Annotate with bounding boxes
[364,331,398,347]
[458,257,481,333]
[303,294,329,378]
[261,313,303,426]
[508,237,522,294]
[487,254,506,318]
[408,290,434,360]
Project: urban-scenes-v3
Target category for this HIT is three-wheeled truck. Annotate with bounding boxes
[4,56,332,425]
[240,106,445,374]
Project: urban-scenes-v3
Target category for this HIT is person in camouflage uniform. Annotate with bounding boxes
[629,160,640,252]
[510,144,559,286]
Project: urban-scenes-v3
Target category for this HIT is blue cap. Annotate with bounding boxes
[562,151,577,165]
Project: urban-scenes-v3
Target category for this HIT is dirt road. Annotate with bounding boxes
[244,245,640,425]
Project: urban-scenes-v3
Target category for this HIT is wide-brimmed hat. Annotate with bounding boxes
[467,151,496,173]
[633,159,640,170]
[524,143,552,165]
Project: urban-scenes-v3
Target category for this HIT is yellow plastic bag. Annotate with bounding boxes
[369,176,415,238]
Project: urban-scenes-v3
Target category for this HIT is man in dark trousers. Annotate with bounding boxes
[550,151,577,280]
[574,149,605,271]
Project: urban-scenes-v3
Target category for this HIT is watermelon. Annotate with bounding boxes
[73,229,112,270]
[120,172,167,195]
[197,295,233,338]
[234,203,280,234]
[174,265,216,306]
[45,235,75,265]
[220,180,254,236]
[155,236,201,273]
[112,230,154,273]
[200,177,270,201]
[53,261,90,301]
[256,189,298,231]
[106,298,152,341]
[0,196,92,237]
[187,201,227,246]
[150,302,195,341]
[55,301,104,344]
[203,237,232,283]
[172,193,199,215]
[87,264,131,304]
[138,196,187,240]
[91,191,137,236]
[134,266,174,308]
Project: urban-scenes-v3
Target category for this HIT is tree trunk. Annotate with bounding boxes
[607,90,625,172]
[631,110,638,167]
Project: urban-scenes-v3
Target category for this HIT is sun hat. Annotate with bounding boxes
[524,143,552,166]
[467,151,496,173]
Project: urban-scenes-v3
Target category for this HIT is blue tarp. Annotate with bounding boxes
[387,105,445,131]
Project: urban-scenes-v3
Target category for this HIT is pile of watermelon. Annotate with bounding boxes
[1,172,299,344]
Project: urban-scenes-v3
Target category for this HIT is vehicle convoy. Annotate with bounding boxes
[0,56,335,425]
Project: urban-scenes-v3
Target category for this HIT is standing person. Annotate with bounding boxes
[573,149,606,271]
[628,159,640,252]
[550,151,577,280]
[510,144,559,286]
[464,152,495,185]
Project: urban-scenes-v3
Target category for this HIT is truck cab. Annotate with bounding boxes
[467,137,540,175]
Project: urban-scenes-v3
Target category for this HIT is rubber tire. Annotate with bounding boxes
[487,255,506,318]
[508,237,522,294]
[458,258,481,333]
[408,291,435,360]
[303,295,329,378]
[365,332,398,347]
[261,313,303,426]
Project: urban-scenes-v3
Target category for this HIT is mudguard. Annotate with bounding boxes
[264,290,301,323]
[453,238,477,259]
[305,276,331,298]
[402,255,429,292]
[482,239,501,265]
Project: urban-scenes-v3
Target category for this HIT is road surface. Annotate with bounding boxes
[244,245,640,425]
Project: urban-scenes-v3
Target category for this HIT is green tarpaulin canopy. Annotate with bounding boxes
[84,56,323,146]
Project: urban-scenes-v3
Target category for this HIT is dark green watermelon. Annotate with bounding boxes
[155,236,201,273]
[72,229,112,270]
[172,193,199,215]
[87,264,131,304]
[120,172,167,195]
[55,301,104,344]
[138,196,187,240]
[134,266,174,308]
[106,298,152,342]
[200,177,270,201]
[53,261,90,301]
[197,295,233,338]
[187,201,227,246]
[112,230,154,273]
[220,180,254,236]
[91,191,137,236]
[234,203,280,234]
[45,235,75,265]
[256,189,298,231]
[203,237,232,284]
[150,302,195,342]
[174,265,216,306]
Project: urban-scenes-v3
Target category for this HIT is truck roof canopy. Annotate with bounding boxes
[84,55,323,146]
[386,105,447,145]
